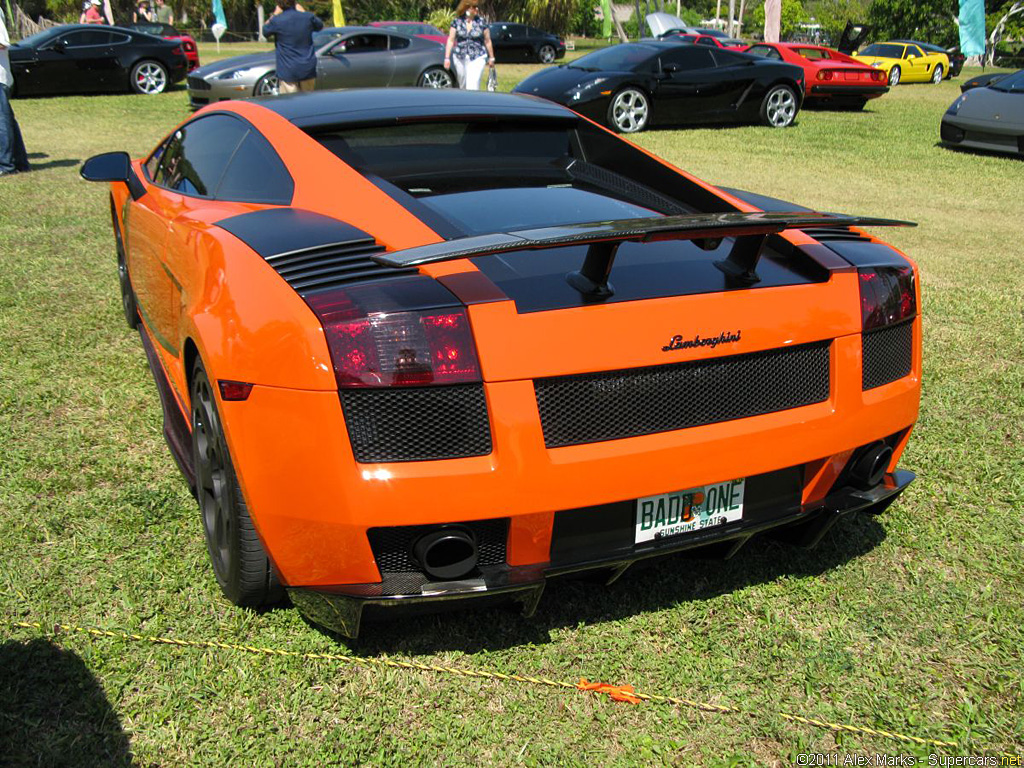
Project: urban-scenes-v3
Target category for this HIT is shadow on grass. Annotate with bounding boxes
[0,638,132,766]
[340,512,887,655]
[25,152,81,171]
[934,142,1024,161]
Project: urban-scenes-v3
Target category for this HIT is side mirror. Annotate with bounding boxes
[663,63,680,74]
[53,40,67,53]
[907,54,916,59]
[81,151,146,200]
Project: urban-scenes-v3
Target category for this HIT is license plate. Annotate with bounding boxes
[635,478,746,544]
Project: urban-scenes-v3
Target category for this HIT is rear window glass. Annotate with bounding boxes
[795,47,829,60]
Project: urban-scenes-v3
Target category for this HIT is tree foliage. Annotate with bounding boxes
[809,0,869,45]
[865,0,957,46]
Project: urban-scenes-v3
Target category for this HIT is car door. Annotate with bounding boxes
[18,32,88,94]
[317,32,394,88]
[902,44,927,81]
[702,49,761,114]
[130,116,249,365]
[58,29,123,91]
[653,46,719,124]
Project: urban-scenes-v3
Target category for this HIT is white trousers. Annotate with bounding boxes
[454,55,487,90]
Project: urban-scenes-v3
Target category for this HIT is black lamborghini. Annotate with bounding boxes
[512,41,805,133]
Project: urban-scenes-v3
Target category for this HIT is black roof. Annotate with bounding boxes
[255,88,578,129]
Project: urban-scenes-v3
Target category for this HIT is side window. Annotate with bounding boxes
[711,49,745,67]
[152,115,249,197]
[389,35,410,50]
[507,25,526,38]
[109,32,132,45]
[907,45,922,58]
[343,34,389,53]
[661,46,716,71]
[57,30,108,48]
[215,132,294,204]
[144,135,173,180]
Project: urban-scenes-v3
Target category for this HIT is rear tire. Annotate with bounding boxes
[130,60,168,95]
[607,87,650,133]
[760,84,797,127]
[191,359,283,607]
[888,65,901,86]
[537,44,556,64]
[931,64,944,84]
[417,66,454,88]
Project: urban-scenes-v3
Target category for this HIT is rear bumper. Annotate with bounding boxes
[807,84,889,99]
[288,469,914,637]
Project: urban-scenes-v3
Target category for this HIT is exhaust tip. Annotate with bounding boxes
[849,442,893,490]
[412,527,479,581]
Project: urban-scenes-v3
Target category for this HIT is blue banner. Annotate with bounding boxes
[958,0,985,58]
[211,0,227,28]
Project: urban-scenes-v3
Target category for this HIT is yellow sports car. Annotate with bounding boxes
[853,42,949,86]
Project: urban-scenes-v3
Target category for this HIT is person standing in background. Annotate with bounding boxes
[444,0,495,90]
[80,0,106,24]
[133,1,153,23]
[154,0,174,25]
[261,0,323,94]
[0,7,30,177]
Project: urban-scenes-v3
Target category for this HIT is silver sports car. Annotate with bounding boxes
[187,26,452,108]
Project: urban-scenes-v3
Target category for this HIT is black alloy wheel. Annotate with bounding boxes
[191,360,283,607]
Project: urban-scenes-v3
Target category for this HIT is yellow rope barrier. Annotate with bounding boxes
[7,620,979,752]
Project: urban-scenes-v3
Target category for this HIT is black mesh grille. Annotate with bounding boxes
[187,76,211,91]
[266,241,417,295]
[534,341,831,448]
[341,384,492,462]
[863,321,913,390]
[368,518,509,573]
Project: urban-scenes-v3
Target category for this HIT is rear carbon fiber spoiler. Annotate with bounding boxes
[373,211,915,299]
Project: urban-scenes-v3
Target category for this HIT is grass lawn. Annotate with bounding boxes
[1,51,1022,765]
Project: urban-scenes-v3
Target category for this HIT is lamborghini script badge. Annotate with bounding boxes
[663,331,742,352]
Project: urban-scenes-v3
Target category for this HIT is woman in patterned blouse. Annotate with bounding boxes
[444,0,495,90]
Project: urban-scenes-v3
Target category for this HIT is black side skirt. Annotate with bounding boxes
[137,326,195,492]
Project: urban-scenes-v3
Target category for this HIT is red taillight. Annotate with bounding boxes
[873,70,886,82]
[183,41,196,52]
[218,380,254,401]
[859,267,916,330]
[817,69,835,81]
[307,285,481,389]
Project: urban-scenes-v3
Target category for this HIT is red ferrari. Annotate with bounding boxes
[745,42,889,109]
[125,22,201,71]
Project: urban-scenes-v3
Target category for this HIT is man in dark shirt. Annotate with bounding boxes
[261,0,324,93]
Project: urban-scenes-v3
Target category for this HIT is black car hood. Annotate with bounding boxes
[514,65,627,98]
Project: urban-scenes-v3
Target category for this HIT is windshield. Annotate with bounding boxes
[860,43,905,58]
[569,44,657,72]
[989,69,1024,93]
[313,30,346,47]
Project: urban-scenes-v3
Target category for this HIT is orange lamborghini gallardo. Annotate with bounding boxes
[81,89,921,637]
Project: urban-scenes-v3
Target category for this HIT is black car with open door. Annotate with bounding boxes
[513,41,805,133]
